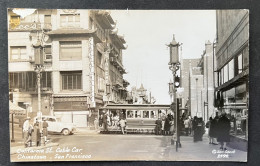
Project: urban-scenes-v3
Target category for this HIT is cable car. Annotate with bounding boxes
[99,104,171,134]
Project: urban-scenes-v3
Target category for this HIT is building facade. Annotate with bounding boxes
[180,58,200,116]
[197,41,215,121]
[8,9,129,127]
[189,67,203,118]
[126,84,155,104]
[215,10,249,141]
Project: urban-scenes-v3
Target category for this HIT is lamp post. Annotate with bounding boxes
[195,78,198,116]
[33,39,44,145]
[167,34,181,151]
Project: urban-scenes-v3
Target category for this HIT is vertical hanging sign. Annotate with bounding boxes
[89,37,96,107]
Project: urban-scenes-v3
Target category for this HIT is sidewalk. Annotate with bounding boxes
[168,135,247,161]
[10,123,59,155]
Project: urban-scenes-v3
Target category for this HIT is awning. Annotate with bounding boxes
[9,101,26,115]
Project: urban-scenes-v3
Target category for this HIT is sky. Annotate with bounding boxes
[110,10,216,104]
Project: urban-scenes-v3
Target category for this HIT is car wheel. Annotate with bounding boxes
[62,129,70,136]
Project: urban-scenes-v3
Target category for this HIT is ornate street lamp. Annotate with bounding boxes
[33,39,45,145]
[167,34,182,151]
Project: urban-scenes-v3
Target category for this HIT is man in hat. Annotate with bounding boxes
[23,117,33,147]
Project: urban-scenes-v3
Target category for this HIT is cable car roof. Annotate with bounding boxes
[102,104,170,110]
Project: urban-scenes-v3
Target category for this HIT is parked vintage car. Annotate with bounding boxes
[33,115,76,135]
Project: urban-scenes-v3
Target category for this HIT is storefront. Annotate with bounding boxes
[53,96,90,127]
[221,82,248,140]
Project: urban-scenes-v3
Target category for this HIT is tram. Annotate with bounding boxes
[99,104,171,133]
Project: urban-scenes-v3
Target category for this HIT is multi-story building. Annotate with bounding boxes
[215,10,249,149]
[197,41,215,121]
[180,58,200,116]
[126,84,155,104]
[8,9,129,127]
[189,67,204,118]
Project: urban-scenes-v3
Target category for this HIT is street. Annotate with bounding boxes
[11,130,247,162]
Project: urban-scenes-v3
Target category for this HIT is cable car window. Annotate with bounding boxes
[143,111,149,118]
[135,110,141,118]
[151,110,157,119]
[127,110,134,118]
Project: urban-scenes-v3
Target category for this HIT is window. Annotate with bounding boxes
[9,72,52,91]
[10,15,20,29]
[61,71,82,90]
[151,111,158,119]
[135,110,141,118]
[238,53,243,74]
[44,45,52,60]
[243,46,249,70]
[9,73,23,89]
[224,65,228,83]
[60,14,80,28]
[10,46,26,61]
[229,59,234,80]
[41,72,52,89]
[97,51,103,67]
[143,111,149,118]
[44,15,51,24]
[60,41,81,60]
[127,111,134,118]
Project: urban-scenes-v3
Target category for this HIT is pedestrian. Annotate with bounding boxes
[188,116,192,136]
[109,114,113,126]
[210,115,219,145]
[155,117,162,135]
[164,114,171,135]
[33,120,41,146]
[184,117,190,136]
[197,117,205,141]
[113,114,120,129]
[42,119,48,145]
[192,116,199,142]
[217,112,231,150]
[207,117,213,144]
[94,118,99,131]
[119,118,127,134]
[169,113,174,135]
[23,117,33,147]
[161,113,166,135]
[103,113,108,132]
[99,114,103,127]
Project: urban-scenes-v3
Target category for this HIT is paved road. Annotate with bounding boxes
[11,131,247,162]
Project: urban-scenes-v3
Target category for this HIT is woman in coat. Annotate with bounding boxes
[164,115,171,135]
[155,117,162,135]
[192,116,199,142]
[217,112,231,150]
